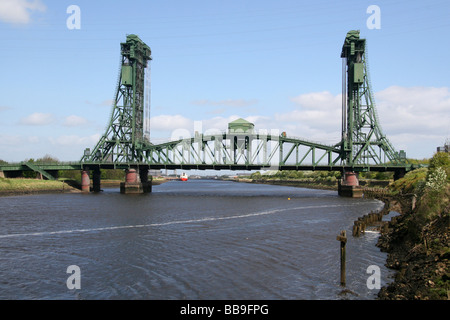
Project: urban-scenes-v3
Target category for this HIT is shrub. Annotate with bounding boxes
[425,167,447,192]
[427,152,450,182]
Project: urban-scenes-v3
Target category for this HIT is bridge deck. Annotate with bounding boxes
[0,162,415,173]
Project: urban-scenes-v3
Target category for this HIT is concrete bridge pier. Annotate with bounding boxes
[338,171,363,198]
[120,167,152,194]
[81,169,90,193]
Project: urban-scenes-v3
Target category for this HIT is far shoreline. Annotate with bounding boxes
[0,177,169,197]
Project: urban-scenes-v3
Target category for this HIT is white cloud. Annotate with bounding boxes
[19,113,91,127]
[375,86,450,135]
[201,115,241,133]
[63,115,89,127]
[270,90,343,143]
[271,87,449,155]
[373,86,450,157]
[148,86,448,159]
[0,0,46,24]
[19,112,54,125]
[48,134,101,146]
[290,91,341,111]
[150,114,193,132]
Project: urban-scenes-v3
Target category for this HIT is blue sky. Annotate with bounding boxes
[0,0,449,162]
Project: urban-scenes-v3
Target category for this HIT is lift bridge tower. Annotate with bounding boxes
[82,34,152,163]
[80,34,152,193]
[339,30,408,191]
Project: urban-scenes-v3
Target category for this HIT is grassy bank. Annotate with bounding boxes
[234,177,390,191]
[0,177,80,195]
[0,176,169,195]
[376,152,449,300]
[231,177,337,190]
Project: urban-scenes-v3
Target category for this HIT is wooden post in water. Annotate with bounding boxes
[336,230,347,286]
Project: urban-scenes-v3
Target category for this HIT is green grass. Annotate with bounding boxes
[0,177,71,192]
[389,167,428,194]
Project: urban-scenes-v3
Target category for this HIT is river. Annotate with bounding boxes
[0,179,395,300]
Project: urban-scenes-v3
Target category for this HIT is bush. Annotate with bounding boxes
[427,152,450,182]
[412,151,450,229]
[425,167,447,192]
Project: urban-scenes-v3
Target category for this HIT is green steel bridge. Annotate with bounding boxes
[0,31,420,193]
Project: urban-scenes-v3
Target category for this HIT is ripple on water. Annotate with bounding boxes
[0,180,391,299]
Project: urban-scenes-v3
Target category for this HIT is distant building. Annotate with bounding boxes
[149,169,162,177]
[437,140,450,153]
[437,145,449,153]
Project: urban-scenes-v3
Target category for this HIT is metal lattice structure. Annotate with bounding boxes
[75,32,413,175]
[339,30,407,168]
[81,34,152,163]
[138,124,342,171]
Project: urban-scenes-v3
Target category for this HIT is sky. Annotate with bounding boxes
[0,0,449,163]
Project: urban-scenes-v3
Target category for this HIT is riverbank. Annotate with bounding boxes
[233,177,338,191]
[0,177,169,196]
[375,190,449,300]
[0,177,81,196]
[232,177,390,191]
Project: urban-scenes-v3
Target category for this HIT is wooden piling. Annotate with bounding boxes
[336,230,347,286]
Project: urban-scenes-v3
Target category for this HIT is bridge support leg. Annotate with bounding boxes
[93,168,101,192]
[338,171,363,198]
[139,167,152,193]
[394,169,406,181]
[120,168,151,194]
[81,170,90,193]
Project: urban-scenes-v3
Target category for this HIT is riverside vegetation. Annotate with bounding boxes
[245,169,394,190]
[0,155,166,194]
[0,177,80,195]
[376,152,449,300]
[0,155,124,194]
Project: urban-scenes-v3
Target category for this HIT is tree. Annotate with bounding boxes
[37,154,59,163]
[427,152,450,182]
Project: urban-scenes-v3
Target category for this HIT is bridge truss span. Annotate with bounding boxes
[137,131,343,171]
